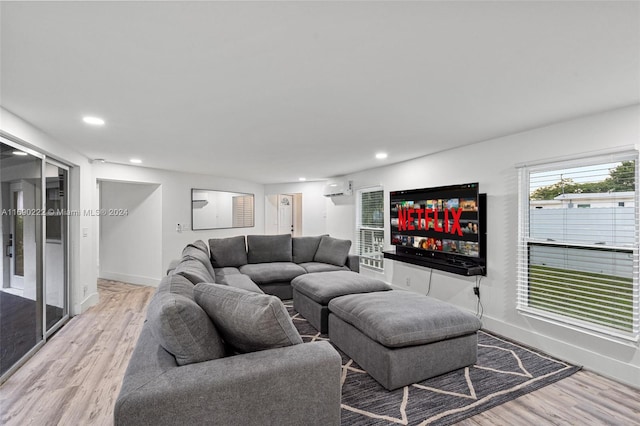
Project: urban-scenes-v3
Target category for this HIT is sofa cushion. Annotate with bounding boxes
[146,291,226,366]
[292,270,391,304]
[166,258,181,275]
[328,291,482,348]
[298,262,350,274]
[222,274,264,294]
[182,245,216,281]
[157,273,195,299]
[193,283,302,353]
[247,234,292,263]
[174,258,215,285]
[238,262,306,285]
[314,236,352,267]
[292,235,324,264]
[185,239,209,255]
[213,267,241,278]
[209,236,248,268]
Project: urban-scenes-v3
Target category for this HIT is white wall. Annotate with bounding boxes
[264,194,279,234]
[99,181,162,286]
[320,104,640,388]
[93,162,265,283]
[1,107,98,315]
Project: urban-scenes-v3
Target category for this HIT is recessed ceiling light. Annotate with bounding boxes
[13,150,28,156]
[83,116,105,126]
[376,152,388,160]
[298,177,307,182]
[130,158,142,164]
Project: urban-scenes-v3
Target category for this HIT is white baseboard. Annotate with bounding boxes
[99,271,161,287]
[75,291,99,315]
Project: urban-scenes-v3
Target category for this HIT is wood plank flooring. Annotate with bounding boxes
[459,369,640,425]
[1,279,639,425]
[0,279,154,426]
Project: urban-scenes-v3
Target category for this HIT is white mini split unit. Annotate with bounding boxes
[323,180,353,197]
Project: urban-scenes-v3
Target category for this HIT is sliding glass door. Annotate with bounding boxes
[0,138,69,380]
[44,162,68,335]
[0,141,43,377]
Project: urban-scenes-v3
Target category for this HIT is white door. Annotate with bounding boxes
[277,195,294,235]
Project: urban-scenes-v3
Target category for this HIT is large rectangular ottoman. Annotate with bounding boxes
[328,290,482,390]
[291,271,391,333]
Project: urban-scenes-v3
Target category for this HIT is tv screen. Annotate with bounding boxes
[390,182,485,268]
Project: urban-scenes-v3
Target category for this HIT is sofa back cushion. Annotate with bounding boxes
[194,283,302,353]
[314,235,352,267]
[146,291,226,366]
[157,273,195,299]
[182,244,216,280]
[209,236,248,268]
[185,239,209,255]
[174,258,215,285]
[246,234,292,263]
[292,235,324,264]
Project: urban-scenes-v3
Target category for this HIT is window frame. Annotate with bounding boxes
[356,186,384,271]
[516,150,639,342]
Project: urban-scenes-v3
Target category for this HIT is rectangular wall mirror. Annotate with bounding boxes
[191,189,255,230]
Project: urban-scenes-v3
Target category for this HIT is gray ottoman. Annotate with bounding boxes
[328,290,482,390]
[291,271,391,333]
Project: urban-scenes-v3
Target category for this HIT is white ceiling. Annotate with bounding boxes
[1,1,638,184]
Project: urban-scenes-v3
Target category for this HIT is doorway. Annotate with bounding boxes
[97,180,162,286]
[265,193,302,236]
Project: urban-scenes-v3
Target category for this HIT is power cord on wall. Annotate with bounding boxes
[426,268,433,296]
[474,275,484,319]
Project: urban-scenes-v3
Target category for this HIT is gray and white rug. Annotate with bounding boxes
[286,303,581,426]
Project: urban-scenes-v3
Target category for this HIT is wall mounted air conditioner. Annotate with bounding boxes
[323,180,353,197]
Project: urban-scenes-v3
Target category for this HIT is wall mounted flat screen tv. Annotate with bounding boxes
[390,182,486,272]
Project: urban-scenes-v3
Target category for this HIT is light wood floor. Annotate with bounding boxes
[0,279,155,426]
[1,280,639,425]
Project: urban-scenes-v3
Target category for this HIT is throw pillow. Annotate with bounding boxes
[208,236,248,268]
[193,283,302,353]
[246,234,292,263]
[314,235,352,266]
[146,291,226,366]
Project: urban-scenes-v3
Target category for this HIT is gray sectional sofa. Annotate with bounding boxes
[114,236,345,425]
[116,233,481,423]
[171,234,359,299]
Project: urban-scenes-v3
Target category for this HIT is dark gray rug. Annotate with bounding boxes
[286,303,581,426]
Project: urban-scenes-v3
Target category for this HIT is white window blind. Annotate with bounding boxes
[517,151,639,341]
[357,187,384,270]
[232,195,254,228]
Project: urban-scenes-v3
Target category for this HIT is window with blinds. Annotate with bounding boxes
[357,187,384,270]
[517,151,639,341]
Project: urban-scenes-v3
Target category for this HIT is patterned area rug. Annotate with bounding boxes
[285,303,581,426]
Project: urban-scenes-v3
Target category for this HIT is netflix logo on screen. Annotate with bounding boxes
[397,206,463,236]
